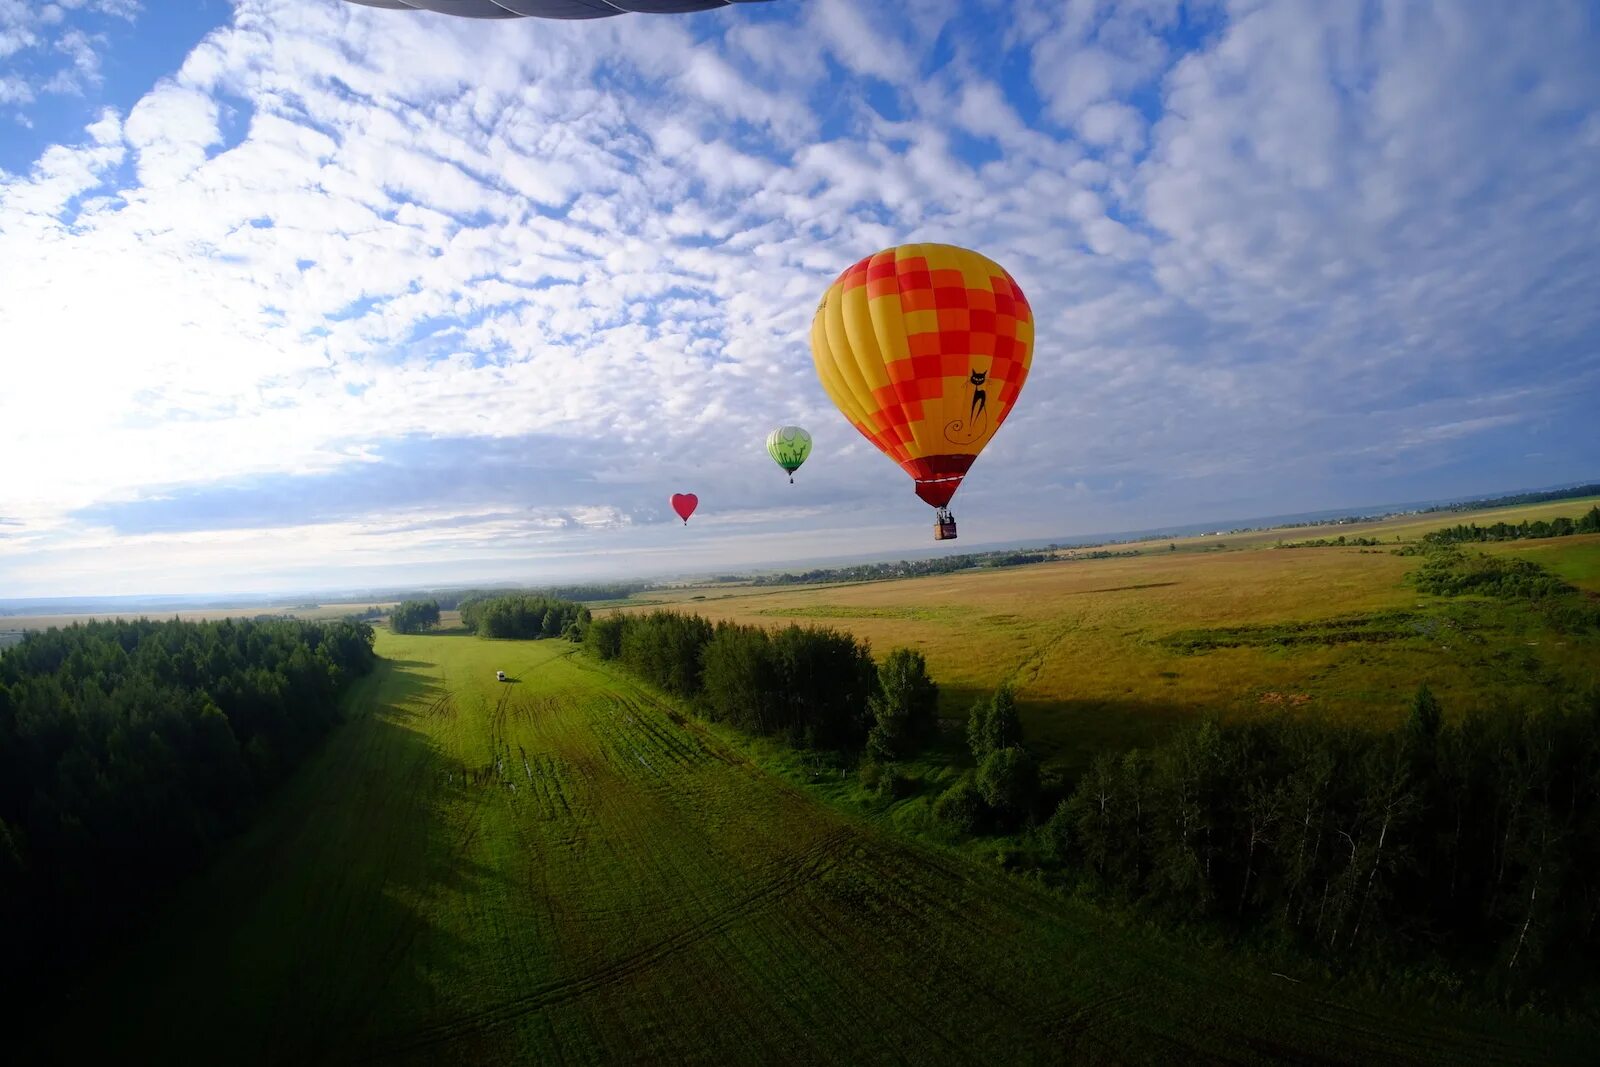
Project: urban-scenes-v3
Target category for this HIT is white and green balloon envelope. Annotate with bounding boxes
[766,426,812,482]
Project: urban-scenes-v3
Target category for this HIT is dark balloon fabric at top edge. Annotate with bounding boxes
[341,0,767,20]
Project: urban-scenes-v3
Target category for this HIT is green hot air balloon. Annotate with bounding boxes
[766,426,812,484]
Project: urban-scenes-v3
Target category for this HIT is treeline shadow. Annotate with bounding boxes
[27,656,506,1066]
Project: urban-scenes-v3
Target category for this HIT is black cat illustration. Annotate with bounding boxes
[944,367,990,444]
[967,369,988,423]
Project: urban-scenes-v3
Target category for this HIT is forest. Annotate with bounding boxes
[883,673,1600,1004]
[397,583,652,611]
[389,598,441,634]
[584,611,937,756]
[1421,483,1600,514]
[1421,506,1600,545]
[461,594,590,639]
[1276,535,1385,547]
[0,617,376,999]
[748,547,1061,588]
[1044,688,1600,999]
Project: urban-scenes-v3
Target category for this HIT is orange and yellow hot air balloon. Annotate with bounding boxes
[810,243,1034,540]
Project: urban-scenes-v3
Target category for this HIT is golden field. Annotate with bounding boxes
[613,499,1600,771]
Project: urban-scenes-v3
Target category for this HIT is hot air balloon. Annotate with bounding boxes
[342,1,766,20]
[671,493,698,524]
[810,243,1033,541]
[765,426,812,484]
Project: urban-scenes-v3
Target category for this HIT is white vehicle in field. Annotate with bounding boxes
[496,671,507,682]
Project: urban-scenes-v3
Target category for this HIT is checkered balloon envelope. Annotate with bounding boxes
[810,244,1034,534]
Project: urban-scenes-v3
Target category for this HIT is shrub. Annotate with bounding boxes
[977,745,1039,825]
[857,759,883,792]
[1411,548,1575,600]
[934,778,985,833]
[876,764,917,800]
[1043,799,1073,863]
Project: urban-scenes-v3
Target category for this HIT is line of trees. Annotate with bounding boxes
[410,583,651,611]
[1422,507,1600,546]
[1421,483,1600,514]
[0,617,376,995]
[584,611,938,754]
[1045,687,1600,996]
[749,547,1064,588]
[1276,535,1385,548]
[461,595,589,640]
[699,621,877,750]
[389,599,441,634]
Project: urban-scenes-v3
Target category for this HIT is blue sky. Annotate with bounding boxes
[1,0,1597,597]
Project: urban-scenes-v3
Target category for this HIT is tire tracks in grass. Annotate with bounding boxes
[487,672,764,1049]
[362,825,858,1061]
[354,648,1587,1066]
[527,665,976,1060]
[1005,612,1086,693]
[542,654,1141,1057]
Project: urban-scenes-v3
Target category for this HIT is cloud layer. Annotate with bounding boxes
[1,0,1597,595]
[1,0,141,113]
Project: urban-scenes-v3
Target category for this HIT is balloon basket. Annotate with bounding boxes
[934,509,958,541]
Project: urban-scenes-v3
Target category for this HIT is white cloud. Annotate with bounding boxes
[0,0,1597,596]
[123,81,221,185]
[1028,1,1180,131]
[809,0,917,84]
[0,0,138,114]
[1076,100,1144,150]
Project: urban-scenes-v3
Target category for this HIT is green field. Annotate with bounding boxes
[36,630,1590,1063]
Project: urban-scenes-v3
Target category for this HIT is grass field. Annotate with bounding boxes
[612,505,1600,773]
[1114,495,1600,554]
[37,630,1592,1064]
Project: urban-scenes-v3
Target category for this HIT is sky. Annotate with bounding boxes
[1,0,1597,598]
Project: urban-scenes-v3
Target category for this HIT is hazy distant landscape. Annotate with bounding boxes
[7,483,1594,630]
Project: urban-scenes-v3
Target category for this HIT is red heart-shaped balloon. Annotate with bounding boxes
[671,493,698,524]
